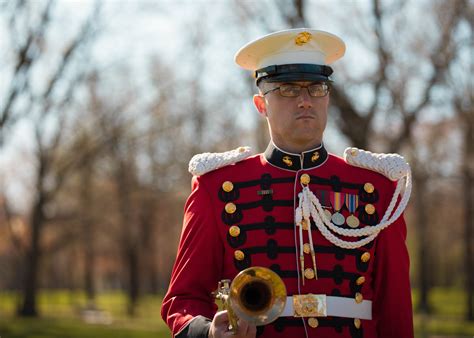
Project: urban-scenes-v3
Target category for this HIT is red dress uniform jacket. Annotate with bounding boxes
[161,143,414,338]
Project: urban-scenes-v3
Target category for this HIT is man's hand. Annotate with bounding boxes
[208,310,257,338]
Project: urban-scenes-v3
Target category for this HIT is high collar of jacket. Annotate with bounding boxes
[264,142,329,171]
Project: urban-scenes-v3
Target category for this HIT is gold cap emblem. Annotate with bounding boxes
[222,181,234,192]
[295,31,312,46]
[225,202,237,214]
[365,204,375,215]
[229,226,240,237]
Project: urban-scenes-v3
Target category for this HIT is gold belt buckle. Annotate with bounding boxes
[293,294,327,317]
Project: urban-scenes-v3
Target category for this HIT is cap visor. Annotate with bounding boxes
[260,73,331,83]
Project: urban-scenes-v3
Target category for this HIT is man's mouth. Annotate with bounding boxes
[296,114,315,120]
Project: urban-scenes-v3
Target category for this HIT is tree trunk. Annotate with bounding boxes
[139,195,159,294]
[81,163,96,306]
[127,246,139,317]
[18,194,45,317]
[463,109,474,321]
[149,262,159,294]
[414,170,431,314]
[115,158,140,316]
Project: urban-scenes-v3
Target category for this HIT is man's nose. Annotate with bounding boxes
[297,88,313,109]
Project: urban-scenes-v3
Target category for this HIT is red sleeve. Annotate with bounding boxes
[161,175,223,336]
[373,211,414,338]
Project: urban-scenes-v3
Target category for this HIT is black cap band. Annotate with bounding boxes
[255,63,334,85]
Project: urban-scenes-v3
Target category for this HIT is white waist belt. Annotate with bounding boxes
[281,295,372,320]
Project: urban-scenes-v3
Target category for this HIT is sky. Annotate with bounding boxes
[0,0,465,211]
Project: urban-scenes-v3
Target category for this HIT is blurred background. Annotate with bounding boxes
[0,0,472,337]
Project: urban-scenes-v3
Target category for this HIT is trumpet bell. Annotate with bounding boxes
[229,267,287,326]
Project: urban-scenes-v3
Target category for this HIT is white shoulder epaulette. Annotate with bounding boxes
[343,147,410,181]
[188,146,252,176]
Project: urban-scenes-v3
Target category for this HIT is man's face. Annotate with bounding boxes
[253,81,330,152]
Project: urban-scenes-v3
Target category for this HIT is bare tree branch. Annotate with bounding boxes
[0,0,54,135]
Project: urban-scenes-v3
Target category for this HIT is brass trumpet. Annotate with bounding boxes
[214,267,287,333]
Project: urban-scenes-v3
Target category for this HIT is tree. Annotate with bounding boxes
[449,0,474,319]
[1,1,102,316]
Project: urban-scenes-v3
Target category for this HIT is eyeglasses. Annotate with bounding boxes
[263,83,331,98]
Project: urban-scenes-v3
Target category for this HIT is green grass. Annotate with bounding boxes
[0,317,170,338]
[413,287,474,337]
[0,290,171,338]
[0,288,473,337]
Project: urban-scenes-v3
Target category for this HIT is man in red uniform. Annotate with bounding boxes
[161,28,414,338]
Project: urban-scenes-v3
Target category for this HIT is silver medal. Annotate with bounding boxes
[324,209,332,222]
[331,212,345,226]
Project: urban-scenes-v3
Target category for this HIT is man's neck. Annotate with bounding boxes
[271,139,322,154]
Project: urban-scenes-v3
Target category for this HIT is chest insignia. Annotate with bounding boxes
[282,156,293,167]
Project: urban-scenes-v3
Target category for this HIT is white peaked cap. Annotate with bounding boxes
[235,28,346,70]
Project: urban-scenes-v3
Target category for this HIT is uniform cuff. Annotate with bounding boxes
[175,316,211,338]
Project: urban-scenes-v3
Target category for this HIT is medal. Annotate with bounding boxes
[345,194,360,228]
[346,215,360,228]
[324,209,332,221]
[331,212,345,225]
[330,192,346,226]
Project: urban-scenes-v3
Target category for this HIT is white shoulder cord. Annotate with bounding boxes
[295,147,412,250]
[188,147,252,176]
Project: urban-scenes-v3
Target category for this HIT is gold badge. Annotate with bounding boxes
[300,173,310,185]
[356,276,366,285]
[308,317,319,328]
[304,268,315,280]
[222,181,234,192]
[293,294,327,317]
[295,31,312,46]
[225,202,237,214]
[303,243,311,255]
[282,156,293,167]
[229,226,240,237]
[355,292,363,303]
[311,151,320,162]
[301,219,309,230]
[234,250,245,261]
[364,183,375,193]
[365,204,375,215]
[361,252,371,263]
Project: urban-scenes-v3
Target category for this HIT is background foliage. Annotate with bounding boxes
[0,0,472,337]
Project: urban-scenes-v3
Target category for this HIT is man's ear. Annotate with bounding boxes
[253,94,267,116]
